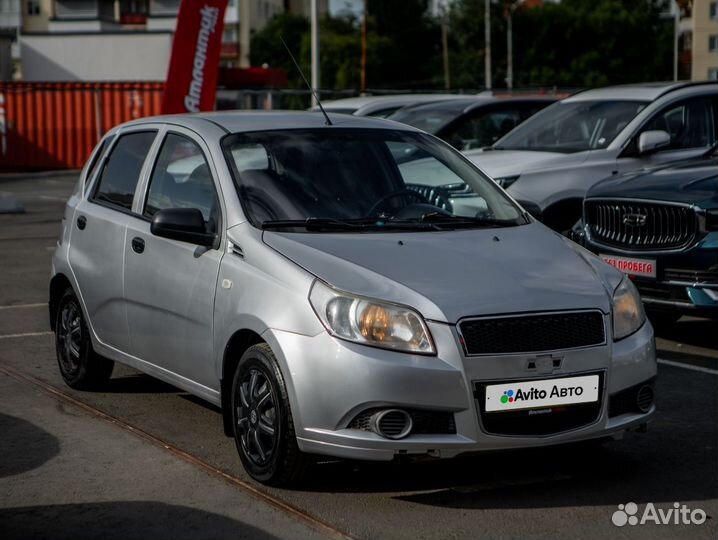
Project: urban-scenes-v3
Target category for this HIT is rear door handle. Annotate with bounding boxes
[76,216,86,230]
[131,237,145,254]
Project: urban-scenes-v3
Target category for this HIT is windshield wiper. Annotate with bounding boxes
[416,212,518,228]
[261,217,439,231]
[262,218,370,231]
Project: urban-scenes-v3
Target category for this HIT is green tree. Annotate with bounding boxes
[366,0,442,89]
[249,2,440,93]
[447,0,674,89]
[249,12,310,89]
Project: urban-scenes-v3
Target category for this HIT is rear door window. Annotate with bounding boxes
[93,131,157,211]
[84,136,112,194]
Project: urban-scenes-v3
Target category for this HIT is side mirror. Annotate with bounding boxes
[637,130,671,155]
[517,200,543,222]
[150,208,216,247]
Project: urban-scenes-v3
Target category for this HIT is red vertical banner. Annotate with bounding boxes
[162,0,228,114]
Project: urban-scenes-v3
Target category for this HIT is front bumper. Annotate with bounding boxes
[584,233,718,317]
[266,317,656,462]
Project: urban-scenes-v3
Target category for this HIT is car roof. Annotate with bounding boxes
[315,93,471,113]
[395,96,556,116]
[564,81,714,102]
[119,110,424,134]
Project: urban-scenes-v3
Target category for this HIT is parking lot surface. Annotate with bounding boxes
[1,174,716,540]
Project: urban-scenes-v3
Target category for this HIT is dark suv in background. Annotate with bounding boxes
[582,145,718,326]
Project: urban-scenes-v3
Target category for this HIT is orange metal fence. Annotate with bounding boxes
[0,82,164,172]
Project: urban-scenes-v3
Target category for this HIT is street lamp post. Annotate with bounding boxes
[484,0,492,90]
[505,0,524,91]
[310,0,320,107]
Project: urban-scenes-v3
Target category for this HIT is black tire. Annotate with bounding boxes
[54,288,114,390]
[230,343,310,486]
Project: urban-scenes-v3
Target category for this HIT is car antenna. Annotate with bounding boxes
[280,36,332,126]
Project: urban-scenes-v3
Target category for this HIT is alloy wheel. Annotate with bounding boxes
[57,301,82,376]
[236,368,278,467]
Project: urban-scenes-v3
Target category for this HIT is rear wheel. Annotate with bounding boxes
[55,288,114,389]
[231,343,310,486]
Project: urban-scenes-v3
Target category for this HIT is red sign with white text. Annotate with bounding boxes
[162,0,228,114]
[600,254,657,278]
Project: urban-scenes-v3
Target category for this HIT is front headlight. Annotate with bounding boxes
[309,280,436,355]
[612,277,646,340]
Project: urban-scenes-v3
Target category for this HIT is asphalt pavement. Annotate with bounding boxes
[1,173,716,540]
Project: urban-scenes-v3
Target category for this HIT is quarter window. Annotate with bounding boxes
[84,136,112,194]
[93,131,156,211]
[145,133,220,232]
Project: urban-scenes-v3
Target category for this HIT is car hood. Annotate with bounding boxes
[588,156,718,208]
[263,223,618,323]
[464,149,589,178]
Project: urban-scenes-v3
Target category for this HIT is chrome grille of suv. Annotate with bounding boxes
[585,200,697,250]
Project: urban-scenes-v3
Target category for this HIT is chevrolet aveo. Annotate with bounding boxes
[50,112,656,485]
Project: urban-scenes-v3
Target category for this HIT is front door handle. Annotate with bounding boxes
[77,216,87,230]
[131,237,145,254]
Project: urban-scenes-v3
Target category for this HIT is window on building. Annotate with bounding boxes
[710,2,717,19]
[27,0,40,15]
[150,0,180,16]
[709,68,718,81]
[710,35,718,52]
[54,0,98,19]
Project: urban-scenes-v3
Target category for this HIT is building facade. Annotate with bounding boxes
[678,0,718,81]
[19,0,295,80]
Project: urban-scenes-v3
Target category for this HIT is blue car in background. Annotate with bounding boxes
[582,145,718,327]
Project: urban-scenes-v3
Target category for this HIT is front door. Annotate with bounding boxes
[618,95,718,172]
[123,130,224,391]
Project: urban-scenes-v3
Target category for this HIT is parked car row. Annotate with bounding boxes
[342,83,717,323]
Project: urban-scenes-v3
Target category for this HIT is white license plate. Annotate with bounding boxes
[485,375,600,412]
[600,254,657,278]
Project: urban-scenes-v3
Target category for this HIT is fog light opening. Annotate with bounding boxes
[636,384,654,413]
[370,409,413,439]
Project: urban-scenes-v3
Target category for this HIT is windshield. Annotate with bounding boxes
[223,128,525,232]
[388,102,470,133]
[496,100,647,153]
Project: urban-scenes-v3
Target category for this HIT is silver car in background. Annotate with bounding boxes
[50,112,656,485]
[465,82,718,233]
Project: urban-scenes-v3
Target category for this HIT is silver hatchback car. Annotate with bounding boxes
[50,112,657,485]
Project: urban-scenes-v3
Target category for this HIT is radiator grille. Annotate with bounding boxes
[459,311,605,355]
[585,200,697,250]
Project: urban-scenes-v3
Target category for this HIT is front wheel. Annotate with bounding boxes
[231,343,310,486]
[54,288,114,390]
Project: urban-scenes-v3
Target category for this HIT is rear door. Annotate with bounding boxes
[123,128,224,391]
[68,129,158,352]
